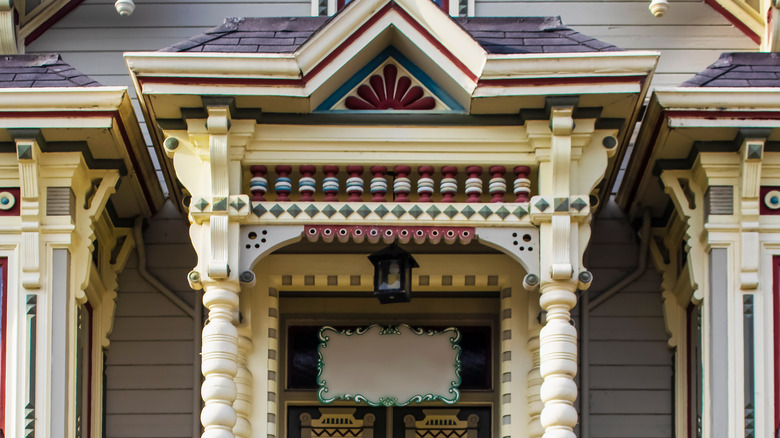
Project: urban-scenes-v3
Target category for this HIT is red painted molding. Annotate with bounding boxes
[0,258,7,436]
[84,302,93,438]
[23,0,85,46]
[666,110,780,120]
[137,76,303,88]
[774,255,780,436]
[701,0,761,45]
[477,75,646,87]
[138,2,479,90]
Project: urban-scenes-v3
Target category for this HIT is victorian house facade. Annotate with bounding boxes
[0,0,778,437]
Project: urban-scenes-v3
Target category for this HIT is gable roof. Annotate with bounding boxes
[0,53,99,88]
[159,15,621,54]
[681,52,780,87]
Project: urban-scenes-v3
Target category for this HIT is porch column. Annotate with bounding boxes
[530,101,606,438]
[201,280,240,438]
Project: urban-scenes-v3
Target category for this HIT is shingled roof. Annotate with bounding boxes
[159,16,621,54]
[0,54,99,88]
[681,52,780,87]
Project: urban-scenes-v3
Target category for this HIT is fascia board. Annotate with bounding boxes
[295,0,484,80]
[481,51,659,80]
[124,52,301,80]
[655,88,780,112]
[0,87,126,112]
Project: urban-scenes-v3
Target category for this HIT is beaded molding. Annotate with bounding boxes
[305,225,475,245]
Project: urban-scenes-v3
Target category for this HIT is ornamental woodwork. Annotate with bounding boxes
[344,64,436,111]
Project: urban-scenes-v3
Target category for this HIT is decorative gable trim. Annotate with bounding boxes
[317,47,463,112]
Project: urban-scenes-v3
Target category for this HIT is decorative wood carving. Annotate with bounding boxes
[345,65,435,110]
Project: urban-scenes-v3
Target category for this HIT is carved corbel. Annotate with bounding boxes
[16,138,42,289]
[206,106,232,279]
[738,138,764,290]
[548,106,574,280]
[660,170,706,301]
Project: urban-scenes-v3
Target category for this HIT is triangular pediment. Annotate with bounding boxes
[317,47,464,112]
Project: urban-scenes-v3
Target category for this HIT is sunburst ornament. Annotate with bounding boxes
[345,64,436,110]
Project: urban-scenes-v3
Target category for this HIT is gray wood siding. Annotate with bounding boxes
[475,0,757,87]
[107,201,198,438]
[582,200,673,438]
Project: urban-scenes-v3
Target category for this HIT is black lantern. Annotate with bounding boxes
[367,244,419,304]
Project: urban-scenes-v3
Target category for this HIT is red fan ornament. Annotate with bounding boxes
[345,64,436,110]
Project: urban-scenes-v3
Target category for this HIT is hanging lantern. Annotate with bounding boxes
[367,244,419,304]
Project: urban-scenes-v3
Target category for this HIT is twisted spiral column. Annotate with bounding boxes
[233,331,253,438]
[527,328,544,438]
[201,282,240,438]
[538,281,578,438]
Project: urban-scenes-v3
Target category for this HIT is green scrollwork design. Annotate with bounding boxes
[316,324,462,406]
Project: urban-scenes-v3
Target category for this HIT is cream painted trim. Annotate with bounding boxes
[0,87,128,111]
[655,88,780,111]
[124,52,301,79]
[295,0,484,78]
[18,0,74,36]
[481,51,659,80]
[473,84,641,98]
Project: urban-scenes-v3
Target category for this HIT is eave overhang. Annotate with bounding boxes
[0,87,165,218]
[617,87,780,221]
[125,0,658,211]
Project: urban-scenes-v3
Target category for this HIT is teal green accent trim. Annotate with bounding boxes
[316,47,464,112]
[317,324,461,407]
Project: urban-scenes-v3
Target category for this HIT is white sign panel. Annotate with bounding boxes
[317,325,461,406]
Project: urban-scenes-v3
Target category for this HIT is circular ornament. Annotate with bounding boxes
[0,191,15,210]
[765,190,780,210]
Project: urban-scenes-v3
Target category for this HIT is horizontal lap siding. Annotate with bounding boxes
[582,201,672,438]
[106,201,199,438]
[475,0,757,89]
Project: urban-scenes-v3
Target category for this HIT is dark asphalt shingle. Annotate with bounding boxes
[682,52,780,87]
[160,15,621,54]
[0,54,100,88]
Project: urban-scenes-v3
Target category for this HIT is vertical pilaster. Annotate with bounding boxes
[500,288,512,438]
[527,327,543,438]
[201,281,240,438]
[708,248,729,438]
[266,287,279,438]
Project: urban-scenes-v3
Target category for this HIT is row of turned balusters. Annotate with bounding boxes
[249,165,531,203]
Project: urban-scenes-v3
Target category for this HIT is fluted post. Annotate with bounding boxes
[249,165,267,201]
[233,331,253,438]
[298,165,316,201]
[346,165,364,202]
[201,282,240,438]
[370,166,388,202]
[538,281,578,438]
[322,165,339,201]
[440,166,458,202]
[417,166,434,202]
[274,165,292,201]
[393,165,412,202]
